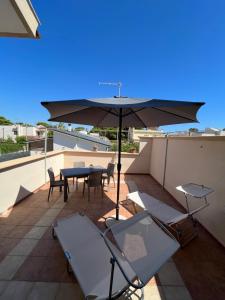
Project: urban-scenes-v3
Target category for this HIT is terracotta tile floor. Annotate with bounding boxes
[0,174,224,299]
[125,174,225,300]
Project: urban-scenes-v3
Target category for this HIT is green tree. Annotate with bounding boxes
[16,136,27,144]
[111,142,139,153]
[0,116,13,125]
[189,128,199,132]
[36,121,50,128]
[58,122,65,130]
[74,127,85,131]
[90,127,128,141]
[0,137,24,154]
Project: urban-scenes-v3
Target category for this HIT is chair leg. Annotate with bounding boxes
[76,178,78,190]
[88,187,90,202]
[73,177,75,185]
[47,187,51,202]
[83,182,85,196]
[113,175,115,188]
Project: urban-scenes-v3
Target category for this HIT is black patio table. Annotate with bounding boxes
[60,166,107,202]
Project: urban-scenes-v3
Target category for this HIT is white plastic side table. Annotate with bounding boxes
[176,183,214,214]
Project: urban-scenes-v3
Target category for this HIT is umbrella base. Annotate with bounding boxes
[105,215,127,228]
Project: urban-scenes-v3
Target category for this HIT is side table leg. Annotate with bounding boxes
[60,172,62,192]
[185,194,190,213]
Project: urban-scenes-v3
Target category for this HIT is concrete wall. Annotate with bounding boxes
[54,131,109,152]
[0,145,150,214]
[150,136,225,247]
[64,146,150,174]
[0,125,15,140]
[0,151,64,213]
[149,138,167,184]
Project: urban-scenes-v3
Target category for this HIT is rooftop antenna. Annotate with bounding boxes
[99,81,122,97]
[98,81,123,165]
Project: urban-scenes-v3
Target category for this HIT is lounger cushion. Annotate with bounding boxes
[110,211,180,284]
[54,213,135,300]
[127,191,188,225]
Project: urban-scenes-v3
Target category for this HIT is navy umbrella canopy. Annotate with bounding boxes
[41,97,204,220]
[41,97,204,128]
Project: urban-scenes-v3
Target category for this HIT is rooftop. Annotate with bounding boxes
[52,129,111,147]
[0,174,224,299]
[0,136,225,299]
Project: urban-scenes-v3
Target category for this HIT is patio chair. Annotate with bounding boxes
[102,162,115,188]
[47,168,69,202]
[127,191,202,246]
[72,161,85,189]
[52,211,180,299]
[83,170,103,201]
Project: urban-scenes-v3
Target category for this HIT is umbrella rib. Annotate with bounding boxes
[151,107,197,122]
[96,108,113,127]
[131,108,148,128]
[100,108,119,117]
[123,108,145,117]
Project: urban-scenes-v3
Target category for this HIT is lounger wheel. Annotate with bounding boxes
[193,218,198,227]
[176,228,182,240]
[66,260,73,274]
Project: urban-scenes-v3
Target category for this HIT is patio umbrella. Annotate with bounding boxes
[41,97,204,221]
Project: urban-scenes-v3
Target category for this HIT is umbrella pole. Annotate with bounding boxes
[116,108,122,220]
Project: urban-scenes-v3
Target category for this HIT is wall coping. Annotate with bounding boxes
[139,136,225,141]
[0,150,140,173]
[0,150,64,173]
[64,150,139,157]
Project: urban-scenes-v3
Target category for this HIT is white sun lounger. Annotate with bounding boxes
[53,211,180,299]
[126,191,203,244]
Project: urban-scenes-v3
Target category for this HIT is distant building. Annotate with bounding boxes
[167,128,225,137]
[128,127,164,142]
[53,129,111,152]
[0,124,46,140]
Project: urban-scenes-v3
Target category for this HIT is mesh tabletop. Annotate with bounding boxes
[176,183,214,198]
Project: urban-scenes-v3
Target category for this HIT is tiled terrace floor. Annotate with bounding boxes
[0,174,224,299]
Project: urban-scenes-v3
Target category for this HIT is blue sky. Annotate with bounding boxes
[1,0,225,131]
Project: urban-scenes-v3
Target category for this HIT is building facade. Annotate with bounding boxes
[53,129,111,152]
[0,125,46,140]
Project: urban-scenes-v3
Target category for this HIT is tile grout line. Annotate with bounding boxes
[0,195,66,281]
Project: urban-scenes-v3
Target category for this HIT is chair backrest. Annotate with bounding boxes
[88,171,102,187]
[74,161,85,168]
[48,168,55,184]
[107,163,115,176]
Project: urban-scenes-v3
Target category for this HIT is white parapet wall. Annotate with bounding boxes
[149,136,225,247]
[0,146,150,214]
[0,151,64,213]
[64,147,151,174]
